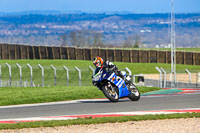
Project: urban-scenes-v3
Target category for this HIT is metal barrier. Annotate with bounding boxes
[27,64,33,87]
[75,66,81,86]
[50,65,56,86]
[63,65,69,86]
[0,65,1,87]
[5,63,12,87]
[155,67,162,88]
[16,63,22,87]
[142,67,200,88]
[0,63,199,88]
[38,64,44,87]
[160,67,166,88]
[89,66,95,75]
[185,69,191,84]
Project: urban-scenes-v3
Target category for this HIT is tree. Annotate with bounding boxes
[123,36,133,48]
[68,30,104,47]
[93,32,103,47]
[60,34,68,46]
[133,36,141,48]
[69,31,78,46]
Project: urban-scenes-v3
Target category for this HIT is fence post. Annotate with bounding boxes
[125,67,132,76]
[5,63,12,87]
[185,69,191,84]
[75,66,81,86]
[63,65,69,86]
[50,65,56,86]
[125,67,133,83]
[16,63,22,87]
[156,67,162,88]
[170,71,177,86]
[89,66,95,75]
[160,67,166,88]
[38,64,44,87]
[198,72,200,85]
[125,67,135,83]
[27,64,33,87]
[0,65,1,87]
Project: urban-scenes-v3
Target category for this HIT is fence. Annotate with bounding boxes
[1,61,199,88]
[142,68,200,88]
[0,62,199,88]
[0,63,95,87]
[0,43,200,65]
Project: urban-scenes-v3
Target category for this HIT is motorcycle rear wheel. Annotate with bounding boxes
[101,84,119,102]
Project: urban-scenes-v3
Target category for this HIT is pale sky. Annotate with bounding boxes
[0,0,199,13]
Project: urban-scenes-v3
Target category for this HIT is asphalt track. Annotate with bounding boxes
[0,88,200,122]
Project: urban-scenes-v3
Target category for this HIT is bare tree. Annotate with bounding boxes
[60,34,68,46]
[133,36,141,48]
[67,30,104,47]
[93,32,103,47]
[69,31,77,46]
[123,36,133,48]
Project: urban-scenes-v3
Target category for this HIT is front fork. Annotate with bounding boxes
[108,82,115,92]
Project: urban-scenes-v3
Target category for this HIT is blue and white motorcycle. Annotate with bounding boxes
[92,68,140,102]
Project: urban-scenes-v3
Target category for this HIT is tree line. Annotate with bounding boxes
[60,30,142,48]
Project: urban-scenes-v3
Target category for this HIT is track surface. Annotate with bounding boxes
[0,88,200,120]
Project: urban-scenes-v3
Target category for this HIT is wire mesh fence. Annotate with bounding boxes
[142,68,200,88]
[1,63,200,88]
[0,64,94,87]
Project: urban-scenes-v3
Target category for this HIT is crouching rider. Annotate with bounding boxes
[92,56,132,88]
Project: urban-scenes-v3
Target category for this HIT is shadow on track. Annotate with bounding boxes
[79,99,130,104]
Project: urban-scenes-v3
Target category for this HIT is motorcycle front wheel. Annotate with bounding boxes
[128,84,140,101]
[101,84,119,102]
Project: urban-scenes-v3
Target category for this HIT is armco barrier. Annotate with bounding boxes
[0,43,200,66]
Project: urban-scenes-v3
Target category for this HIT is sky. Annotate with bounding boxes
[0,0,199,13]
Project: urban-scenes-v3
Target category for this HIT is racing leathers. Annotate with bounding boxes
[94,61,131,86]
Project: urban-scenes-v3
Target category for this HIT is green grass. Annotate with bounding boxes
[0,113,199,130]
[1,60,95,86]
[1,59,199,74]
[1,60,200,87]
[0,86,160,106]
[175,48,200,52]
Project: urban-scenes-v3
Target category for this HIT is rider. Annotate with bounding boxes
[93,56,131,86]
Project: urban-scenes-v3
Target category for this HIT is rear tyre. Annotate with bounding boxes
[101,83,119,102]
[128,84,140,101]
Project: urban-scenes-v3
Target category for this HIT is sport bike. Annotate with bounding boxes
[92,68,140,102]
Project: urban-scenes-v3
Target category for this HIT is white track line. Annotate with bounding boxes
[1,108,200,123]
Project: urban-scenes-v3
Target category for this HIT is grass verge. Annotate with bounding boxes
[114,48,200,52]
[0,113,200,130]
[0,86,160,106]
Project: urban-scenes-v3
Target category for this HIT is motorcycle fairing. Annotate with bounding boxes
[107,72,131,98]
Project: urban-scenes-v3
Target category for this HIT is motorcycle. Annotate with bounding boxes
[92,68,140,102]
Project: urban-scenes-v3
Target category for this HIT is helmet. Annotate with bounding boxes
[93,56,103,68]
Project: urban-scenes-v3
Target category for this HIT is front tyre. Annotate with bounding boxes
[128,84,140,101]
[101,83,119,102]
